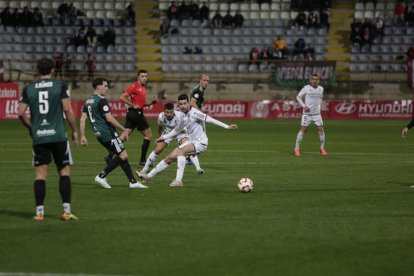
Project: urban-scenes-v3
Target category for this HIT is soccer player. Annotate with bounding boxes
[18,58,79,221]
[79,78,148,189]
[119,70,158,166]
[139,102,204,175]
[294,74,327,157]
[137,94,238,187]
[190,74,209,113]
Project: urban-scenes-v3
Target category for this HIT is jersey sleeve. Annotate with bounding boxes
[19,87,28,104]
[97,98,111,116]
[157,112,164,126]
[296,87,307,107]
[124,83,135,96]
[60,81,70,99]
[193,109,207,122]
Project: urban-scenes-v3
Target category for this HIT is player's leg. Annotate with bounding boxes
[143,146,180,181]
[141,142,168,174]
[295,115,310,156]
[316,124,327,155]
[53,141,77,220]
[171,141,202,187]
[118,150,148,189]
[139,127,152,166]
[189,155,204,174]
[32,144,52,221]
[94,139,124,188]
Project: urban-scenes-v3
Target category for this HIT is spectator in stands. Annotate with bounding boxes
[350,19,362,46]
[160,17,170,37]
[211,11,222,28]
[307,11,318,29]
[394,1,405,25]
[249,47,260,64]
[293,38,306,60]
[85,25,97,47]
[272,36,288,59]
[198,2,209,21]
[21,7,34,28]
[373,17,384,40]
[234,11,244,28]
[188,0,199,20]
[293,10,307,30]
[167,1,179,20]
[222,11,234,28]
[10,8,21,29]
[53,53,64,78]
[56,2,69,19]
[126,2,135,23]
[360,25,373,50]
[319,10,330,30]
[260,46,273,64]
[304,44,315,60]
[102,27,116,48]
[407,5,414,26]
[178,1,190,21]
[407,44,414,60]
[32,7,44,27]
[74,25,87,47]
[85,54,95,81]
[67,3,77,20]
[0,7,12,28]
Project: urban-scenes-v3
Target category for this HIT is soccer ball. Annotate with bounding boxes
[238,178,253,193]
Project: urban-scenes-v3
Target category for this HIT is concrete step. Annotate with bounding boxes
[326,47,348,54]
[137,55,162,62]
[326,54,351,61]
[137,37,160,44]
[137,47,161,54]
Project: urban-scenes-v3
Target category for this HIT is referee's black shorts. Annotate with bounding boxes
[124,108,150,131]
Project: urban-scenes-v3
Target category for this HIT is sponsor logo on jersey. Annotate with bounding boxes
[40,119,49,126]
[36,129,56,136]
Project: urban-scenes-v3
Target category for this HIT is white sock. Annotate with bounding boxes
[36,205,44,216]
[144,151,158,172]
[63,203,71,214]
[189,155,201,171]
[147,160,169,178]
[176,156,186,182]
[319,131,325,149]
[295,131,304,150]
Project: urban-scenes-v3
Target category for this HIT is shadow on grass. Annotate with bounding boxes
[0,209,33,219]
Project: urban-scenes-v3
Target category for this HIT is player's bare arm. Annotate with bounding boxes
[144,96,158,106]
[120,92,139,109]
[62,98,79,147]
[79,112,88,146]
[17,102,31,130]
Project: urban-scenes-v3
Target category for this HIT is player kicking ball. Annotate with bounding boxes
[139,102,204,175]
[294,74,327,157]
[137,94,237,187]
[80,78,148,189]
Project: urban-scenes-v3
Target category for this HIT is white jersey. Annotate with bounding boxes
[157,110,187,143]
[296,84,324,115]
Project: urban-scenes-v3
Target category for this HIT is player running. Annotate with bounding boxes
[139,102,204,175]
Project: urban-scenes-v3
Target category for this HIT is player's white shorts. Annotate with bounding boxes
[301,114,323,127]
[164,133,188,145]
[178,139,207,154]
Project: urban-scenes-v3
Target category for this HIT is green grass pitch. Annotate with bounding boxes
[1,119,414,275]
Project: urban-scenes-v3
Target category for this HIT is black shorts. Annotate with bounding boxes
[124,108,149,131]
[33,141,72,169]
[99,137,126,155]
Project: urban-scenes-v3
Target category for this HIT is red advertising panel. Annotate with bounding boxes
[204,101,246,119]
[0,83,19,119]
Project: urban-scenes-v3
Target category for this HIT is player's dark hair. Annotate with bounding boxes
[37,58,54,76]
[164,103,174,110]
[137,70,148,76]
[311,74,320,79]
[92,78,107,89]
[178,94,189,101]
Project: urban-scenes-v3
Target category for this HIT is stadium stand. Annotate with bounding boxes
[0,0,136,80]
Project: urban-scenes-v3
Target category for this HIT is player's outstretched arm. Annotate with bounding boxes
[227,124,238,130]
